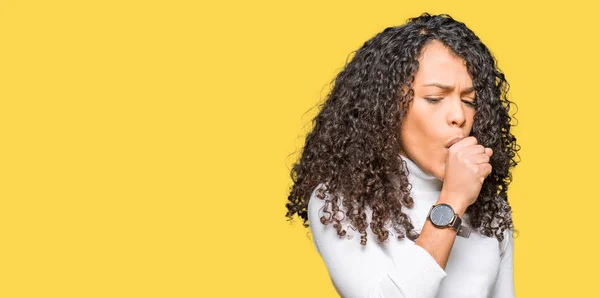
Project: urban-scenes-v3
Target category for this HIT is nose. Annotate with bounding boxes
[447,96,466,128]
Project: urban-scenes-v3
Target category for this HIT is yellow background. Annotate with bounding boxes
[1,0,598,297]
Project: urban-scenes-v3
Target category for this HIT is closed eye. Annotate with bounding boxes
[424,97,477,108]
[424,97,443,103]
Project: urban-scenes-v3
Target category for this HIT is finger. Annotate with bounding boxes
[478,163,493,178]
[450,136,478,151]
[472,152,490,165]
[485,147,493,157]
[463,144,486,156]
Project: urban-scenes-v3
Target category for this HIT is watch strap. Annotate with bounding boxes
[456,224,471,238]
[451,214,461,230]
[451,214,471,238]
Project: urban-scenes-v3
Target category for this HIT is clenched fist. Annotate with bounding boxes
[440,136,493,215]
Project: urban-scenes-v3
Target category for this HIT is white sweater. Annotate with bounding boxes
[307,154,515,298]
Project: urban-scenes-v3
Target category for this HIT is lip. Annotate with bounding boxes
[445,136,464,148]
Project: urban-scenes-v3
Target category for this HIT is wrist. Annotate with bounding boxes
[437,191,467,217]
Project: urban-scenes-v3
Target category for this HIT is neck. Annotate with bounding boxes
[399,154,443,192]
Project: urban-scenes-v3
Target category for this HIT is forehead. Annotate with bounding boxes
[413,41,472,87]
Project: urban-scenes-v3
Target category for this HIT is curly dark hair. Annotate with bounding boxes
[285,13,520,246]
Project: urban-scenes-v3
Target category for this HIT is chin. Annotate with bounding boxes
[435,164,445,181]
[422,164,443,181]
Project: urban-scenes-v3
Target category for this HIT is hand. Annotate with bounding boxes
[440,136,493,214]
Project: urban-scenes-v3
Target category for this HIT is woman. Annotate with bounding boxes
[285,13,520,298]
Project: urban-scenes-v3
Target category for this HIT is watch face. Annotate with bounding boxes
[430,204,454,227]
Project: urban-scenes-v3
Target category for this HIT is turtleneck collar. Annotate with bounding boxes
[399,154,443,192]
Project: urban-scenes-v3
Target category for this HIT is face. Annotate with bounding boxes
[399,40,476,181]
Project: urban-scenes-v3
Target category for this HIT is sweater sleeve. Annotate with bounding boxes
[491,228,515,298]
[307,184,447,298]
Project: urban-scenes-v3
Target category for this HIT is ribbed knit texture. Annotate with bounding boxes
[307,154,515,297]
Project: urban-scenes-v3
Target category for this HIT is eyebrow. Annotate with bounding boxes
[423,83,475,95]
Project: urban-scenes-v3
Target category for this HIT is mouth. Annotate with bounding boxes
[445,136,464,148]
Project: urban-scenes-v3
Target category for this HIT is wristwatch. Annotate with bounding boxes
[426,203,471,238]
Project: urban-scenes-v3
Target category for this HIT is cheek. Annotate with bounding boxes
[402,117,439,154]
[467,110,476,127]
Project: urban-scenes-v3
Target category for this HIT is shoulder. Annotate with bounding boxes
[307,183,340,224]
[307,182,354,221]
[499,228,514,256]
[307,183,328,213]
[307,183,363,240]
